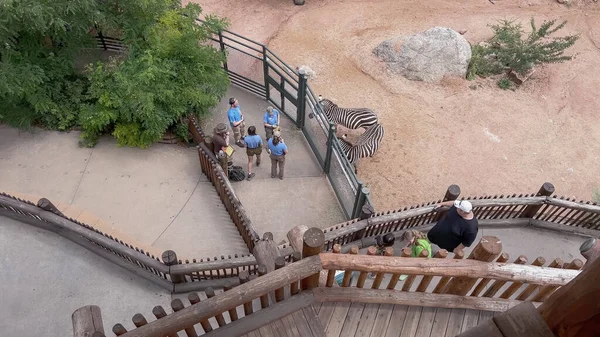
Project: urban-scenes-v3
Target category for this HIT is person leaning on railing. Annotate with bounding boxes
[429,200,479,255]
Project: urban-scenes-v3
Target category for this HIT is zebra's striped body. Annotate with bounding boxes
[338,123,385,165]
[319,98,378,130]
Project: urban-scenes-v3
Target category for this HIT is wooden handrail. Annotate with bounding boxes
[170,255,257,275]
[319,253,579,286]
[0,195,168,273]
[545,198,600,214]
[322,196,547,241]
[118,255,322,337]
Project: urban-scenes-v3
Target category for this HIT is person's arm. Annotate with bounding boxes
[264,113,270,127]
[453,244,465,255]
[276,111,280,125]
[434,200,455,210]
[283,144,288,155]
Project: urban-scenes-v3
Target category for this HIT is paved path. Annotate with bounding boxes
[202,86,346,244]
[0,125,248,259]
[0,216,172,337]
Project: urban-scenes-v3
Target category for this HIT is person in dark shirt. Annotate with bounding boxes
[428,200,479,254]
[212,123,230,156]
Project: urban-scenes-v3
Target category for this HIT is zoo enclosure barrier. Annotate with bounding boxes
[204,23,372,220]
[71,223,592,337]
[0,192,261,293]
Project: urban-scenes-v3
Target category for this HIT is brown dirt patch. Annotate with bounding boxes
[192,0,600,211]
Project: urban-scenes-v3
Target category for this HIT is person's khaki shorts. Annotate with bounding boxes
[246,147,263,156]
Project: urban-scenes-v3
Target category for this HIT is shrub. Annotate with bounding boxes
[468,18,579,80]
[497,78,513,90]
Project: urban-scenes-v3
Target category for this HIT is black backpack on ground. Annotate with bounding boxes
[228,165,246,181]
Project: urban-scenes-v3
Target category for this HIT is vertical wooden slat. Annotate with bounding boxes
[357,246,377,288]
[205,287,226,327]
[290,252,302,295]
[401,248,429,291]
[483,255,528,298]
[326,244,342,287]
[171,299,198,337]
[416,249,449,292]
[500,257,546,299]
[432,249,464,293]
[188,292,212,332]
[274,256,286,302]
[469,253,510,297]
[373,247,394,289]
[239,270,254,316]
[516,258,563,301]
[387,247,412,290]
[532,259,584,302]
[342,247,359,287]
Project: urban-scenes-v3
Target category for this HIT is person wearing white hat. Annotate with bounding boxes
[428,199,479,254]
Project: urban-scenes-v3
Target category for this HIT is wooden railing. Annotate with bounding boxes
[73,229,584,337]
[188,116,261,252]
[319,183,600,250]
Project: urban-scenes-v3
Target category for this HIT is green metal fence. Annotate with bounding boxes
[201,23,372,219]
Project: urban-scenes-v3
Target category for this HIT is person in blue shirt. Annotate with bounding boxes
[267,130,288,180]
[263,106,280,146]
[244,126,263,181]
[227,97,246,148]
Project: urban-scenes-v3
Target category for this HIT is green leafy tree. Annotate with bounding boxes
[467,18,579,80]
[80,2,229,147]
[0,0,101,129]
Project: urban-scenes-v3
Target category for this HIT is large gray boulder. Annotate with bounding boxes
[373,27,472,82]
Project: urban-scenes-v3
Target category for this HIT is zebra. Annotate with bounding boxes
[308,96,378,130]
[337,123,385,172]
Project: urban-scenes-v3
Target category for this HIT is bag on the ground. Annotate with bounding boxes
[228,165,246,181]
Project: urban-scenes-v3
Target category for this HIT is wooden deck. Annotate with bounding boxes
[241,304,326,337]
[241,302,497,337]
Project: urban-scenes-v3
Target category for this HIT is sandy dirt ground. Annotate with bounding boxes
[191,0,600,211]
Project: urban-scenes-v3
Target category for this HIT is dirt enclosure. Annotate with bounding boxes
[191,0,600,211]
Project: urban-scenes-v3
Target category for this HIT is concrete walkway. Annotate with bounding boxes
[0,125,248,259]
[0,216,172,337]
[202,86,346,244]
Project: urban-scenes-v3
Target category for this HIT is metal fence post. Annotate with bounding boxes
[296,73,307,129]
[351,184,368,219]
[324,122,336,174]
[218,31,228,71]
[262,46,270,101]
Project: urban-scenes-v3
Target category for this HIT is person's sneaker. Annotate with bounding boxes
[267,149,271,154]
[247,172,255,181]
[279,177,283,180]
[256,161,260,167]
[271,175,276,179]
[236,140,245,148]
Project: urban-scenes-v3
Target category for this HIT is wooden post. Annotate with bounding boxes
[434,184,461,221]
[72,305,105,337]
[218,150,228,176]
[500,256,546,299]
[162,250,184,284]
[470,252,510,297]
[519,182,555,218]
[301,227,325,290]
[112,324,127,336]
[205,288,226,327]
[132,313,148,328]
[222,286,239,321]
[352,203,376,241]
[538,254,600,337]
[517,258,563,301]
[326,244,342,287]
[286,225,309,253]
[401,248,429,291]
[274,256,286,302]
[373,247,394,289]
[532,259,583,302]
[433,249,464,293]
[483,255,528,298]
[239,270,254,315]
[252,232,278,273]
[37,198,65,217]
[580,238,600,268]
[257,265,270,308]
[188,292,213,332]
[152,306,177,337]
[342,247,359,287]
[445,236,502,296]
[356,246,377,288]
[387,247,412,290]
[290,252,301,295]
[171,299,199,337]
[416,249,448,292]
